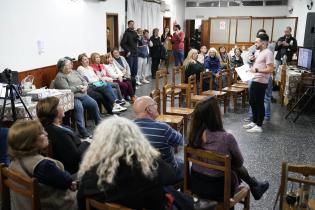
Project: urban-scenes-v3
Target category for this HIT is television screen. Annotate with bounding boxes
[297,47,313,70]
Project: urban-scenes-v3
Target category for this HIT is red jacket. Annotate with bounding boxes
[171,31,185,51]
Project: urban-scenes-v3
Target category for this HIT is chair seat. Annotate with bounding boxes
[231,83,248,89]
[167,107,194,116]
[165,87,182,96]
[222,86,246,93]
[175,83,189,89]
[157,114,184,124]
[202,90,227,96]
[191,95,208,102]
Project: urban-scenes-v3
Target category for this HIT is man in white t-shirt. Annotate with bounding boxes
[243,34,274,133]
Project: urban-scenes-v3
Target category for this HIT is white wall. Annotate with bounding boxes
[185,5,288,19]
[164,0,185,31]
[288,0,315,46]
[0,0,125,72]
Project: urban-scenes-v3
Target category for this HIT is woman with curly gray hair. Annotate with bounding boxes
[76,116,176,209]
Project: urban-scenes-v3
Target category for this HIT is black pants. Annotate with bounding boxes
[87,87,113,114]
[249,81,268,126]
[151,57,160,79]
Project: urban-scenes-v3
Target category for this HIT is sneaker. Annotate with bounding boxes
[243,117,252,122]
[79,132,92,139]
[246,125,263,133]
[115,99,125,106]
[243,122,256,129]
[136,81,142,86]
[113,104,127,113]
[250,177,269,200]
[142,79,150,84]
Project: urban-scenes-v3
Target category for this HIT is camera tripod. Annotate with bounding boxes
[0,69,32,125]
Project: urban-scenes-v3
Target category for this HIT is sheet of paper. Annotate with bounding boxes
[235,64,254,82]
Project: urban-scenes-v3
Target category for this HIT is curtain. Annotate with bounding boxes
[127,0,162,34]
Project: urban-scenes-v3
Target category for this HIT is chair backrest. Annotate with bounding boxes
[279,161,315,210]
[184,146,232,209]
[218,69,231,90]
[86,198,132,210]
[155,69,168,90]
[188,74,197,95]
[199,71,213,92]
[162,84,175,114]
[232,65,238,84]
[172,66,185,85]
[0,163,41,210]
[150,89,161,114]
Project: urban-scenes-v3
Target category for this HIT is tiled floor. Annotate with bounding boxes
[89,76,315,210]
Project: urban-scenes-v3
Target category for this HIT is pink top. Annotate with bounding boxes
[171,31,185,51]
[252,48,274,84]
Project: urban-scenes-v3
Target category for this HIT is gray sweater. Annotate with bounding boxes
[54,70,88,97]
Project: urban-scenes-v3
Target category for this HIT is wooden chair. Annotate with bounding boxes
[150,89,184,135]
[199,71,228,113]
[187,74,209,108]
[172,66,188,105]
[221,69,246,112]
[162,84,194,139]
[278,161,315,210]
[0,163,41,210]
[183,147,250,210]
[86,198,132,210]
[156,69,182,104]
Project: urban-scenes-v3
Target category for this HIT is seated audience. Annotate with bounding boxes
[188,97,269,201]
[77,117,182,210]
[0,127,9,165]
[36,97,90,174]
[135,29,150,85]
[197,45,208,64]
[54,58,102,138]
[133,96,183,181]
[89,52,127,105]
[183,49,204,83]
[77,53,126,113]
[204,48,221,90]
[8,120,77,210]
[102,53,135,101]
[230,47,244,73]
[111,48,137,91]
[218,46,230,70]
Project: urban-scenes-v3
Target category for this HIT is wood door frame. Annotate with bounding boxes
[106,13,119,50]
[163,16,171,32]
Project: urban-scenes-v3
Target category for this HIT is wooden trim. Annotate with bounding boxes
[249,17,253,41]
[271,18,275,41]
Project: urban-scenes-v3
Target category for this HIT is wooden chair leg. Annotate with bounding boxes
[233,93,237,112]
[224,95,227,113]
[244,192,250,210]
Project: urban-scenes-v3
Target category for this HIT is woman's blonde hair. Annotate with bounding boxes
[183,49,198,69]
[90,52,100,64]
[8,120,44,159]
[207,47,220,58]
[78,116,160,186]
[101,53,112,64]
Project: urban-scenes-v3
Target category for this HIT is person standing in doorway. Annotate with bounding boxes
[171,24,185,67]
[149,28,162,79]
[120,20,139,82]
[161,27,173,72]
[243,33,274,133]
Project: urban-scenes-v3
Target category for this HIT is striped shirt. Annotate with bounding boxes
[134,118,183,169]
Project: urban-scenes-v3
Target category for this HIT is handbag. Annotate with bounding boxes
[92,81,107,88]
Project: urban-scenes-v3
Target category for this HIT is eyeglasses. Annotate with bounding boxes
[145,102,158,112]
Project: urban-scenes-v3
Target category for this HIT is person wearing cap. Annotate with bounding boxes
[54,58,102,138]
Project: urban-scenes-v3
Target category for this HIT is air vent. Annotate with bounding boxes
[186,1,197,7]
[199,1,219,7]
[242,1,263,6]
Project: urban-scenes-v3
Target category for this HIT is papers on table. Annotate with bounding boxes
[235,64,254,82]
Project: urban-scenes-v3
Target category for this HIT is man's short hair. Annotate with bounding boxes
[128,20,134,25]
[286,26,292,31]
[174,24,181,30]
[256,28,266,36]
[257,33,269,42]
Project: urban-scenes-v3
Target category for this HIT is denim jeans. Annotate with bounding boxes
[74,95,102,136]
[126,55,138,77]
[173,50,184,66]
[248,77,272,120]
[0,127,9,165]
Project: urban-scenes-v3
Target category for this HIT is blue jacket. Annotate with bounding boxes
[204,56,220,74]
[137,37,149,58]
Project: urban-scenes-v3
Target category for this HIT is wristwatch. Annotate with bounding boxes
[255,68,259,73]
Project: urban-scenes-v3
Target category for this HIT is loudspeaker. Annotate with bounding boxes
[304,12,315,48]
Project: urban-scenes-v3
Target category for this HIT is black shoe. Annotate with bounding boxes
[79,132,92,139]
[194,199,217,210]
[250,177,269,200]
